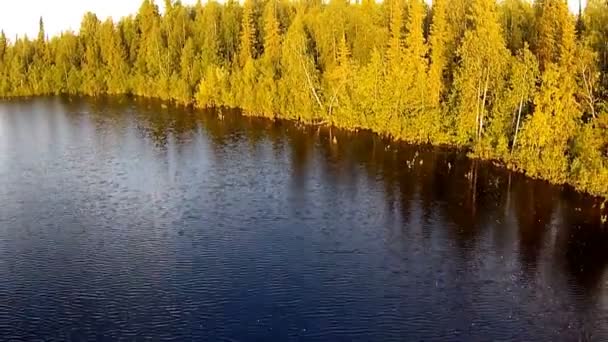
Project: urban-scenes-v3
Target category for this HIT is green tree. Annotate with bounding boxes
[221,0,242,64]
[500,0,535,52]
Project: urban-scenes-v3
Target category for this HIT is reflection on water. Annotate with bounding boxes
[0,96,606,341]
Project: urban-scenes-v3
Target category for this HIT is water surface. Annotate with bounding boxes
[0,97,607,341]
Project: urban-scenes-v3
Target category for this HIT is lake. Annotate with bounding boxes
[0,97,607,341]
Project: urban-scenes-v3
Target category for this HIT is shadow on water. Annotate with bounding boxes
[51,94,608,296]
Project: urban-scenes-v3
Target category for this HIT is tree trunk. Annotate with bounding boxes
[512,97,524,154]
[295,46,325,113]
[582,69,596,118]
[479,70,490,141]
[328,79,347,123]
[475,77,482,138]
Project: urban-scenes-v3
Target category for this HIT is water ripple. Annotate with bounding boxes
[0,98,606,341]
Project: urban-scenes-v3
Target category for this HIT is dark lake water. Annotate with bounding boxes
[0,97,607,341]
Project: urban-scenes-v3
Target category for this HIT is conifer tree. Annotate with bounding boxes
[239,0,257,67]
[257,0,282,117]
[327,32,356,126]
[37,17,45,44]
[402,0,429,141]
[80,12,105,95]
[0,30,6,62]
[387,0,404,67]
[99,19,130,94]
[262,0,281,66]
[0,31,9,95]
[194,0,222,69]
[428,0,448,108]
[221,0,241,64]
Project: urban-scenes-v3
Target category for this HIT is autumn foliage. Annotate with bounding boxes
[1,0,608,197]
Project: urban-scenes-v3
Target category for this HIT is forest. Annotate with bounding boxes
[1,0,608,198]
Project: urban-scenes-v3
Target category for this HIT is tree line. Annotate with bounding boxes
[1,0,608,197]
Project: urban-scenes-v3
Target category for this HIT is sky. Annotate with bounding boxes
[0,0,198,39]
[0,0,588,40]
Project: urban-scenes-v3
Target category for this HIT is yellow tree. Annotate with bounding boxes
[353,48,387,131]
[427,0,448,108]
[256,0,282,117]
[193,0,222,69]
[583,0,608,91]
[387,0,404,67]
[0,31,6,62]
[402,0,430,141]
[534,0,574,70]
[0,31,7,95]
[351,0,385,64]
[515,65,580,183]
[262,0,281,66]
[99,18,130,95]
[486,45,538,157]
[80,12,106,95]
[383,0,407,136]
[278,13,324,122]
[451,0,510,146]
[327,32,357,127]
[239,0,257,67]
[570,111,608,196]
[516,1,581,183]
[509,47,539,154]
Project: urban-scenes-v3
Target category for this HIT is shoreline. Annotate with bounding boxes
[3,93,606,205]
